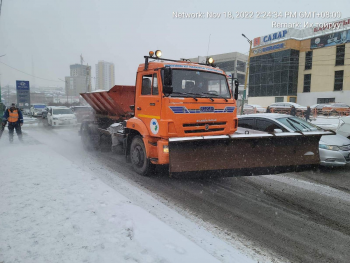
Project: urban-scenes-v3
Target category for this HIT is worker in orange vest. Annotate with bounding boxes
[1,103,24,142]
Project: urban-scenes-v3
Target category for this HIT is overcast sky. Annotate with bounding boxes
[0,0,349,88]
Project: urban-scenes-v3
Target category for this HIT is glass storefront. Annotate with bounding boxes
[249,49,299,97]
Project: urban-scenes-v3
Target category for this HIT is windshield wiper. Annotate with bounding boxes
[286,118,301,132]
[201,92,228,102]
[171,91,198,101]
[185,92,214,102]
[289,118,315,131]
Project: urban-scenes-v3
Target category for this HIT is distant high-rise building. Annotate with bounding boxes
[95,61,115,90]
[65,64,91,97]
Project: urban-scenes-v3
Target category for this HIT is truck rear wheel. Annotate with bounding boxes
[130,136,155,176]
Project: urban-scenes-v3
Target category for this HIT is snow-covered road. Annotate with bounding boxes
[0,127,257,263]
[2,125,350,263]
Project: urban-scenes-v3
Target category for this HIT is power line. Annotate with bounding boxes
[0,60,62,83]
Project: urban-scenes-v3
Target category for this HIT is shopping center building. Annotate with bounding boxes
[248,18,350,107]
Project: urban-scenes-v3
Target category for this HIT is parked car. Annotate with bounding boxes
[47,106,77,127]
[329,103,350,109]
[243,104,265,114]
[337,116,350,139]
[269,102,307,111]
[313,103,350,116]
[238,113,350,166]
[310,104,327,110]
[70,106,93,123]
[30,104,47,117]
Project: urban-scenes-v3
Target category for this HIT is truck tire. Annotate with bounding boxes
[130,135,155,176]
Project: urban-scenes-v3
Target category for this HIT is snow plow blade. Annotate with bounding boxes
[168,129,334,174]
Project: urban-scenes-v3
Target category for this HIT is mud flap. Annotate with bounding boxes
[169,131,332,174]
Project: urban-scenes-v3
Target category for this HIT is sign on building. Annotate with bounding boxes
[310,29,350,49]
[253,30,288,47]
[16,80,30,109]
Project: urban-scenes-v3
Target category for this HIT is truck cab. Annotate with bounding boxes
[124,55,239,174]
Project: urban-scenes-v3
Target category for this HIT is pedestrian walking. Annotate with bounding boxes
[266,106,271,113]
[290,105,296,116]
[305,106,311,122]
[2,103,24,142]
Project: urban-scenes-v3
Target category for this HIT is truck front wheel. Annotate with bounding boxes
[130,136,155,176]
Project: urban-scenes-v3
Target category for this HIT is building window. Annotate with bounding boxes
[334,70,344,91]
[305,51,313,70]
[336,45,345,66]
[303,74,311,92]
[248,49,299,97]
[289,97,297,103]
[275,97,283,102]
[317,98,335,104]
[215,61,235,72]
[237,61,246,72]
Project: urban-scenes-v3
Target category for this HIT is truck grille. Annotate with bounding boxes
[183,122,226,134]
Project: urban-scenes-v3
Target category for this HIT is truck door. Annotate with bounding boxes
[136,73,162,136]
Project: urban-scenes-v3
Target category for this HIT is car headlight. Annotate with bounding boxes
[319,144,340,151]
[53,117,58,120]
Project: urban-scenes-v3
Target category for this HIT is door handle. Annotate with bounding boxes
[150,103,155,106]
[137,107,141,110]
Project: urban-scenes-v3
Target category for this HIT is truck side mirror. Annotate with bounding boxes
[233,79,239,100]
[163,67,173,95]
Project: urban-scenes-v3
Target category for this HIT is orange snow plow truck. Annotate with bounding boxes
[80,51,332,176]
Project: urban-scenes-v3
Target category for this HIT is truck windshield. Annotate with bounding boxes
[169,69,230,99]
[276,117,322,132]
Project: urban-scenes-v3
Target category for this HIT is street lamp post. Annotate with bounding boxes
[241,34,252,115]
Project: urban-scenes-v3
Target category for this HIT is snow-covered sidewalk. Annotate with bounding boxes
[0,140,225,263]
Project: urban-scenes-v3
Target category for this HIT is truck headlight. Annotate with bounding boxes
[155,50,162,58]
[163,145,169,153]
[319,144,340,151]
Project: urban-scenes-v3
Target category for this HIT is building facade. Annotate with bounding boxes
[248,18,350,107]
[189,52,248,85]
[189,52,248,105]
[65,64,92,97]
[95,61,115,90]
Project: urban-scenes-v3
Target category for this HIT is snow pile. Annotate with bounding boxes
[0,141,220,263]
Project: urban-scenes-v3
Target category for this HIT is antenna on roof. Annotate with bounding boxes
[206,34,211,59]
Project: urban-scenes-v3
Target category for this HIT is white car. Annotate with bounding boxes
[47,106,77,127]
[238,113,350,167]
[30,104,47,117]
[269,102,307,111]
[337,116,350,139]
